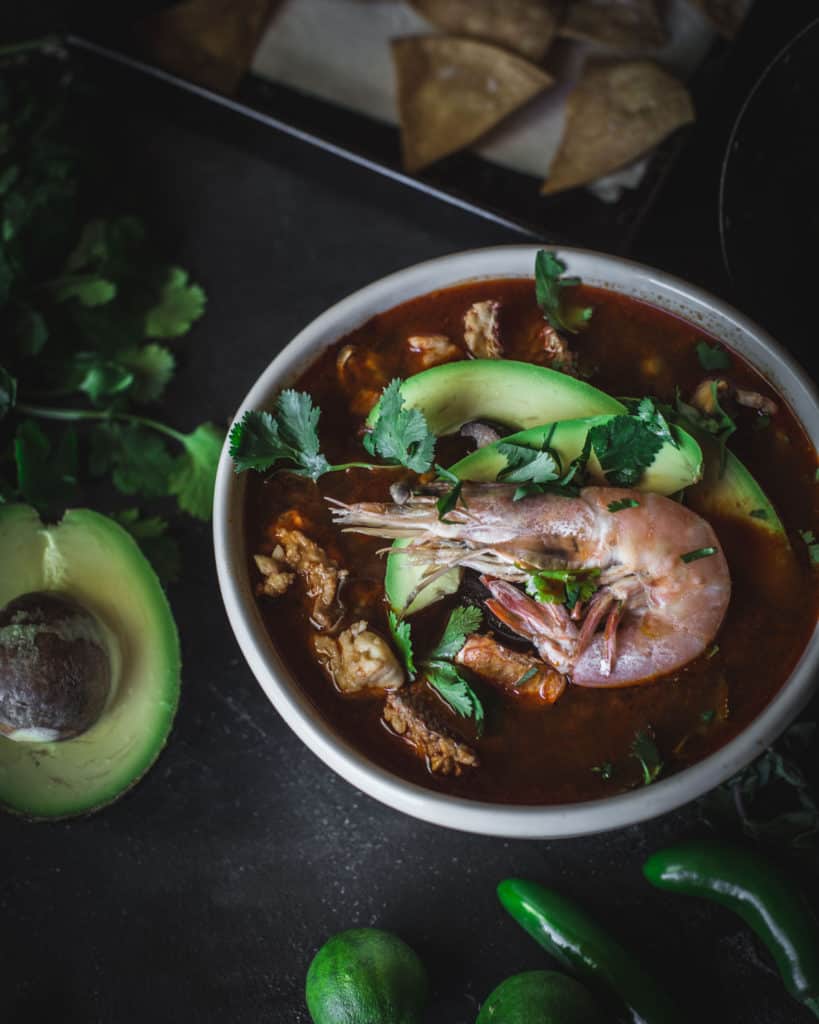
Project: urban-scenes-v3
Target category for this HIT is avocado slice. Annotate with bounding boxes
[366,359,624,435]
[450,416,703,494]
[0,505,180,819]
[386,414,703,614]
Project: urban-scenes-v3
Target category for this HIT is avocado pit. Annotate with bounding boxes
[0,591,111,742]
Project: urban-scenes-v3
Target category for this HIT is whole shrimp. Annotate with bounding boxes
[329,484,731,688]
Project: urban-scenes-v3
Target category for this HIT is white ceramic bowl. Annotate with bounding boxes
[214,245,819,838]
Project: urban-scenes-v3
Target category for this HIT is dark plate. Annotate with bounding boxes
[720,17,819,353]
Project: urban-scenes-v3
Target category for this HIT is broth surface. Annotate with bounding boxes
[244,279,819,804]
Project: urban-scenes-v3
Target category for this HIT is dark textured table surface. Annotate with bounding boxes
[2,9,819,1022]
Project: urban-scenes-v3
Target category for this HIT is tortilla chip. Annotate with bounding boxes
[409,0,563,63]
[542,61,694,195]
[392,36,553,173]
[139,0,278,94]
[559,0,667,50]
[688,0,748,38]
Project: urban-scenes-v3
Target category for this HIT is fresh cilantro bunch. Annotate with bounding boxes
[535,250,593,334]
[389,605,485,732]
[0,59,220,579]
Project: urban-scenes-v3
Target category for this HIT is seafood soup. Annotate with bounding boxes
[232,254,819,805]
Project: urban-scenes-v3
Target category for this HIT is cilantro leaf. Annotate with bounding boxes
[76,356,134,404]
[635,396,678,450]
[514,666,539,687]
[388,610,416,679]
[631,728,663,785]
[592,762,614,781]
[435,464,464,520]
[364,379,435,473]
[428,605,482,662]
[12,307,47,355]
[122,344,175,403]
[589,415,663,487]
[497,442,560,485]
[534,250,593,334]
[170,422,224,520]
[90,423,176,498]
[525,567,600,608]
[675,384,736,474]
[14,419,79,508]
[426,660,485,734]
[1,365,16,420]
[799,529,819,566]
[229,392,332,480]
[112,509,181,585]
[697,341,731,371]
[608,498,639,512]
[51,274,117,307]
[145,266,206,339]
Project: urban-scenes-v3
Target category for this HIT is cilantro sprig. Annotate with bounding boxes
[389,605,485,732]
[696,341,731,371]
[535,250,593,334]
[631,728,663,785]
[524,567,600,609]
[0,68,219,531]
[230,378,438,482]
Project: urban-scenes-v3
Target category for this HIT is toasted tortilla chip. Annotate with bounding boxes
[542,61,694,195]
[559,0,667,50]
[139,0,278,94]
[392,36,553,173]
[688,0,748,38]
[409,0,563,62]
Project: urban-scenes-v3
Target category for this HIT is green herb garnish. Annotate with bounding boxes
[435,463,465,521]
[363,378,436,473]
[592,761,614,781]
[799,529,819,566]
[681,546,717,563]
[675,384,736,475]
[427,605,482,662]
[514,665,539,687]
[525,567,600,609]
[705,644,720,659]
[388,609,416,679]
[696,341,731,371]
[631,729,663,785]
[701,710,716,724]
[608,498,640,513]
[425,660,484,734]
[534,250,593,334]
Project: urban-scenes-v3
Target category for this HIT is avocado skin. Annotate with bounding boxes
[476,971,604,1024]
[0,591,111,740]
[0,505,180,821]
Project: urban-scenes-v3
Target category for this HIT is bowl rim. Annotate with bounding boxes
[213,243,819,839]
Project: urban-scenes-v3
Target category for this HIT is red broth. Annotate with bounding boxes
[243,279,819,804]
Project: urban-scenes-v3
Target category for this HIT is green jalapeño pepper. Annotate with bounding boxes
[497,878,685,1024]
[644,840,819,1019]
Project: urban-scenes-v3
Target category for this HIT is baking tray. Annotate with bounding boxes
[67,13,731,254]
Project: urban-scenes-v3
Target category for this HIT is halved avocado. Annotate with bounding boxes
[0,505,180,819]
[386,414,702,614]
[366,359,624,435]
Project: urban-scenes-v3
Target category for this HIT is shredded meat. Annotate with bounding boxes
[383,685,478,775]
[273,527,348,631]
[254,547,295,597]
[538,323,578,375]
[336,344,388,415]
[313,621,404,694]
[456,634,566,706]
[691,377,778,418]
[464,300,503,359]
[407,334,461,368]
[735,388,778,416]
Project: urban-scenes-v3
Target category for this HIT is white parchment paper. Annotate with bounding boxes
[251,0,736,195]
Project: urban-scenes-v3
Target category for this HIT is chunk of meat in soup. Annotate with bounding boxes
[254,548,295,597]
[407,333,461,368]
[464,300,503,359]
[272,525,347,631]
[456,633,566,706]
[383,685,478,775]
[313,620,404,695]
[537,322,578,374]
